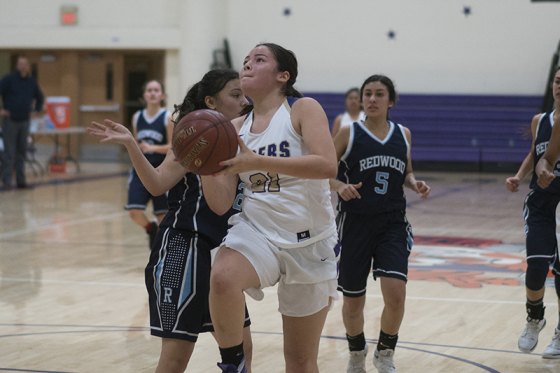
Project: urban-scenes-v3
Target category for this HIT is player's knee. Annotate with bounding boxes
[384,294,405,311]
[284,350,315,370]
[342,297,365,319]
[525,259,549,291]
[210,268,237,295]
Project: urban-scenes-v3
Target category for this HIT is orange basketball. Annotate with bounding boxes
[172,109,238,175]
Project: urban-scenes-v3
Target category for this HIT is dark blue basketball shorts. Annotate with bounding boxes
[523,190,560,275]
[126,170,168,215]
[337,210,413,297]
[145,227,250,342]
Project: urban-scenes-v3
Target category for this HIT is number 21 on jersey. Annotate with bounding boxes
[249,172,280,192]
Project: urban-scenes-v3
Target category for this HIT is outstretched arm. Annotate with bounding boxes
[87,119,185,195]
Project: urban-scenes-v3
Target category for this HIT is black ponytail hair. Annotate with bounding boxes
[172,69,240,124]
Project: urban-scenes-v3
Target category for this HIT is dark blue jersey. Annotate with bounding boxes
[530,111,560,194]
[338,121,408,215]
[160,173,244,247]
[135,109,168,166]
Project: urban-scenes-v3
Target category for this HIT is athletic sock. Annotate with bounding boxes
[526,297,545,320]
[219,343,244,367]
[377,330,398,351]
[347,332,366,351]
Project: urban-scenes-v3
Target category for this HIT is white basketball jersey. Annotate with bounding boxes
[339,111,366,129]
[236,100,336,248]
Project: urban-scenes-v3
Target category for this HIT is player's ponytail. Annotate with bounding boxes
[172,82,200,124]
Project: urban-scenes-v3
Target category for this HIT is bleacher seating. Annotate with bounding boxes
[305,92,543,171]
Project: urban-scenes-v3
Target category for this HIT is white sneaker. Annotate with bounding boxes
[518,318,546,352]
[347,344,368,373]
[542,328,560,359]
[373,349,396,373]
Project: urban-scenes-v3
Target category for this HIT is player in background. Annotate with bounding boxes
[87,69,253,372]
[519,66,560,359]
[331,74,430,373]
[126,80,172,249]
[331,87,365,138]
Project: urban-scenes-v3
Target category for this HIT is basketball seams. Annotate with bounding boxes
[172,109,238,175]
[199,121,222,174]
[174,121,216,169]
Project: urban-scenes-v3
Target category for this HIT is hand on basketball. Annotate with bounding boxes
[337,182,362,201]
[219,136,258,174]
[87,119,134,146]
[537,169,555,189]
[505,176,520,192]
[414,180,431,199]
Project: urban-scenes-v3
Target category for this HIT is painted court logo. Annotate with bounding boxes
[408,235,545,288]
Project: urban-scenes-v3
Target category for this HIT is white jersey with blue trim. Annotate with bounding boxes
[235,100,336,249]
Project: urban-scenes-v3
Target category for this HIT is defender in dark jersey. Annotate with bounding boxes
[331,75,430,373]
[88,70,253,373]
[508,66,560,359]
[125,80,172,249]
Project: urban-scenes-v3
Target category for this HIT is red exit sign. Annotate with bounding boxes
[61,5,78,26]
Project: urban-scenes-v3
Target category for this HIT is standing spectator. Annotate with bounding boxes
[0,56,44,190]
[331,74,430,372]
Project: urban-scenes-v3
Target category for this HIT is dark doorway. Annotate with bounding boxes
[123,53,164,127]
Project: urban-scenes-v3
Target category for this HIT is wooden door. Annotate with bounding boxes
[78,52,124,129]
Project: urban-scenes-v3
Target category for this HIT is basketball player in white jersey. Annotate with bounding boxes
[331,87,366,138]
[200,43,339,373]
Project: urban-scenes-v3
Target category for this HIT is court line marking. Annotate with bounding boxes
[0,368,75,373]
[0,211,128,239]
[0,277,556,307]
[0,328,520,373]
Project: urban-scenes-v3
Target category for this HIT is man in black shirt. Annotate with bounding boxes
[0,56,44,190]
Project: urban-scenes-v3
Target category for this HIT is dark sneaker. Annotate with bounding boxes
[217,362,247,373]
[16,183,34,190]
